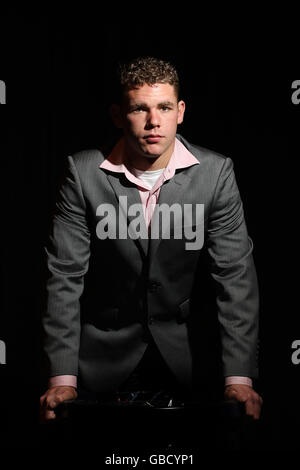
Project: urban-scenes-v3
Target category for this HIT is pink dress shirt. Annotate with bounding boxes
[49,137,252,389]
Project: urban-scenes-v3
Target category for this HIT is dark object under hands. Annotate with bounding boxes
[51,390,256,452]
[55,389,244,415]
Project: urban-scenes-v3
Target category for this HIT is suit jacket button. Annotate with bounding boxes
[148,317,154,324]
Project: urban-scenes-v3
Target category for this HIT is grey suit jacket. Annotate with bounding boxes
[43,134,259,393]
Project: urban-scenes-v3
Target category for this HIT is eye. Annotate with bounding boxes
[161,106,171,112]
[132,107,145,113]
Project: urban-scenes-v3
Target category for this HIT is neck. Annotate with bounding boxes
[124,141,174,171]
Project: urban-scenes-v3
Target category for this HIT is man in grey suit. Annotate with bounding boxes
[40,57,262,421]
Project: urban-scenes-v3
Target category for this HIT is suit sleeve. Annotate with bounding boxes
[206,157,259,379]
[43,156,91,377]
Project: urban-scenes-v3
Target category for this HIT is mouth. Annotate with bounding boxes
[143,135,163,143]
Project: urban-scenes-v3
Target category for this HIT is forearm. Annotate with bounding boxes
[214,247,259,378]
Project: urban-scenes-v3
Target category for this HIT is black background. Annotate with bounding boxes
[0,11,299,452]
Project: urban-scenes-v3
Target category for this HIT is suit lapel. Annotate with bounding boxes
[105,172,149,257]
[149,171,192,261]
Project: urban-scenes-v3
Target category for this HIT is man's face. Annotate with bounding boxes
[112,83,185,160]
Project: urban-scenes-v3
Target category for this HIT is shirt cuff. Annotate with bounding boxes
[48,375,77,389]
[225,376,253,387]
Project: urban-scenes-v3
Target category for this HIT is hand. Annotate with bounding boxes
[40,386,78,422]
[224,384,263,420]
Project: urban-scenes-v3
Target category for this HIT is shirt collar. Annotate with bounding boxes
[99,136,199,189]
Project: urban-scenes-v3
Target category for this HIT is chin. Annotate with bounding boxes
[137,147,159,159]
[143,145,164,158]
[143,150,162,159]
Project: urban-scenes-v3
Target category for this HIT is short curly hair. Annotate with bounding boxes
[117,56,180,101]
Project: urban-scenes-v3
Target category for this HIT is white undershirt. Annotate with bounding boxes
[132,167,165,190]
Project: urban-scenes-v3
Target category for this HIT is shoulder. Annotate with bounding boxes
[66,148,107,182]
[176,133,232,171]
[71,148,106,168]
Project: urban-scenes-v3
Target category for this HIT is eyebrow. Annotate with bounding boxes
[128,101,175,110]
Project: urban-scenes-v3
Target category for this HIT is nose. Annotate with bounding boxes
[146,109,160,129]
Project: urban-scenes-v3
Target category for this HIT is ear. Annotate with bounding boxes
[177,100,185,125]
[110,104,123,128]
